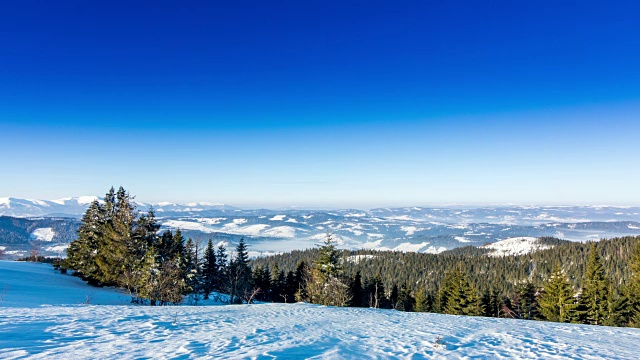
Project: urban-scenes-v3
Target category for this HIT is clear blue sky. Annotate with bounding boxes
[1,1,639,208]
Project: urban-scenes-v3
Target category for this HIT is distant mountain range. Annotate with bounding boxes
[0,196,238,217]
[1,196,639,260]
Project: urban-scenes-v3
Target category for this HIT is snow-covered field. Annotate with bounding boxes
[2,261,640,359]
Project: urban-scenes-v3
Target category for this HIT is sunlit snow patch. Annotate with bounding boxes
[31,227,55,242]
[482,237,551,257]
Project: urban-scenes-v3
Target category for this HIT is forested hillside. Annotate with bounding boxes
[0,216,79,245]
[251,236,639,294]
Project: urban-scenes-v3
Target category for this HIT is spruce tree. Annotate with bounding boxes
[397,282,414,312]
[629,242,640,327]
[201,239,217,299]
[513,280,538,320]
[95,186,137,286]
[439,267,480,316]
[294,260,308,302]
[414,288,434,312]
[66,199,105,283]
[271,262,282,302]
[284,270,296,303]
[350,271,364,307]
[582,243,609,325]
[184,238,199,294]
[308,235,350,306]
[538,267,580,323]
[227,238,251,303]
[215,244,228,292]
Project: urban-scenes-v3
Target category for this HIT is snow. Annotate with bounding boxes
[455,236,472,243]
[45,245,69,253]
[156,202,176,206]
[2,261,640,359]
[394,242,430,252]
[629,224,640,229]
[269,215,286,221]
[77,196,99,205]
[163,220,216,233]
[0,261,131,307]
[51,196,98,205]
[482,237,551,257]
[31,227,55,242]
[185,202,224,207]
[401,226,418,235]
[0,197,10,206]
[421,246,448,254]
[262,226,297,238]
[346,254,377,263]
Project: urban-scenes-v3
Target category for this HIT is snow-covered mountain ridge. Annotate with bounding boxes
[1,197,640,259]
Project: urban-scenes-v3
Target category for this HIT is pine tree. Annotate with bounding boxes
[604,285,631,327]
[201,239,217,299]
[215,244,228,292]
[294,260,308,302]
[513,280,538,320]
[414,288,434,312]
[538,267,581,323]
[284,271,296,303]
[95,186,137,286]
[439,267,480,316]
[397,282,414,312]
[582,243,609,325]
[184,238,199,294]
[270,262,282,302]
[350,271,364,307]
[66,200,105,284]
[365,272,386,309]
[390,284,399,309]
[307,234,350,306]
[227,238,251,304]
[251,265,270,301]
[629,242,640,327]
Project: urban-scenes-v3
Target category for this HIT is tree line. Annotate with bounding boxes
[253,235,640,328]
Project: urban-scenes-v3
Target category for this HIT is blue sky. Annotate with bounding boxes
[1,1,639,207]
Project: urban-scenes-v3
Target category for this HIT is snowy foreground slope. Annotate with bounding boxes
[2,262,640,359]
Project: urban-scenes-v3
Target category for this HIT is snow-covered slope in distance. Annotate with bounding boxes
[1,261,640,359]
[481,237,553,257]
[1,197,640,258]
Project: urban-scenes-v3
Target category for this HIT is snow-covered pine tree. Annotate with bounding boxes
[184,238,199,295]
[65,199,105,284]
[307,234,351,307]
[215,244,228,292]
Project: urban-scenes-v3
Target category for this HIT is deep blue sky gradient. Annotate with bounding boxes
[1,1,639,207]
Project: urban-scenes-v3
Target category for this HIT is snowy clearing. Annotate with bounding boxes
[1,261,640,359]
[30,227,55,242]
[482,237,551,257]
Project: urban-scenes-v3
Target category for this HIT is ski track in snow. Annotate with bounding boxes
[1,261,640,359]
